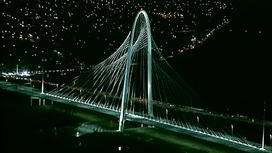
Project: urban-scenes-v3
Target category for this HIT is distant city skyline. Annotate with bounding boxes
[1,0,233,70]
[1,0,271,121]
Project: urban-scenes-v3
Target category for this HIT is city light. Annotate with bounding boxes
[21,71,30,76]
[0,0,271,153]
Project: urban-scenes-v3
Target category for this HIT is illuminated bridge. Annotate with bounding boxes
[1,10,271,153]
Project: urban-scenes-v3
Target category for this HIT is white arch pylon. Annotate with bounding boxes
[118,10,153,132]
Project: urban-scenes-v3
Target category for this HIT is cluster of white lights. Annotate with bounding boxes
[142,117,260,150]
[21,71,30,76]
[45,93,120,113]
[44,92,263,151]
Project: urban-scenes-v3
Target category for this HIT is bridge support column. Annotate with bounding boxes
[30,96,42,106]
[42,99,46,105]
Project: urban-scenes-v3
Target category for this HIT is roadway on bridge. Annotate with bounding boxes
[0,81,271,153]
[0,92,252,153]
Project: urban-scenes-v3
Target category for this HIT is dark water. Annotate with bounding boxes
[0,90,183,153]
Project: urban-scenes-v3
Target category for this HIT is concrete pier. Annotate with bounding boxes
[30,96,52,106]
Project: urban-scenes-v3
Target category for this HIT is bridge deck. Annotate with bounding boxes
[0,81,271,153]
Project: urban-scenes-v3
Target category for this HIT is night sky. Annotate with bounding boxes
[1,0,271,120]
[173,0,271,119]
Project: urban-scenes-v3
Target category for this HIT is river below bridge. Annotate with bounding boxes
[0,89,262,153]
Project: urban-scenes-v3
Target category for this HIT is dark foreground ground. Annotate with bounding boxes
[0,89,260,153]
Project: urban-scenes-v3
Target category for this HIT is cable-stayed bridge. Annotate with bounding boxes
[1,10,271,153]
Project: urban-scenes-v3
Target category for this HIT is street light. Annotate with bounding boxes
[260,101,266,150]
[269,134,272,145]
[16,64,18,74]
[166,109,168,119]
[231,124,234,136]
[41,68,44,94]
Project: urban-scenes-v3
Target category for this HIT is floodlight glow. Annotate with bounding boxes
[21,71,30,76]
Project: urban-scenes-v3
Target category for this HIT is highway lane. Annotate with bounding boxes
[0,81,271,152]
